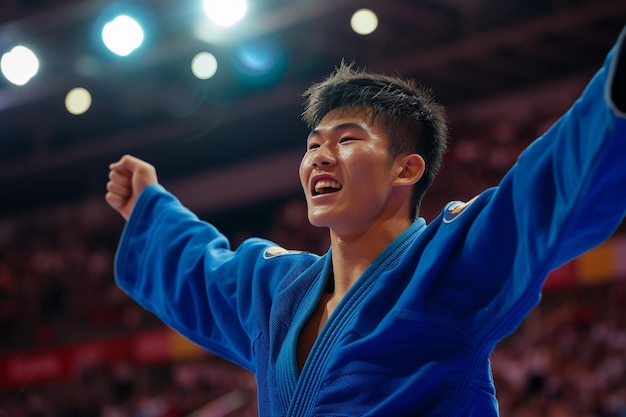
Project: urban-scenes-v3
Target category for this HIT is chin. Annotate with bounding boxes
[307,210,334,229]
[308,217,328,229]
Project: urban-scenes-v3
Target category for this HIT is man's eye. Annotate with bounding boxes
[308,143,320,150]
[339,137,357,143]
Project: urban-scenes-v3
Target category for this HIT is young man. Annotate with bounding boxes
[106,26,626,416]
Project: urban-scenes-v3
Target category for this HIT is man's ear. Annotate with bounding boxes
[393,153,425,186]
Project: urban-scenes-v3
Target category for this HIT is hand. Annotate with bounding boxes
[105,155,158,220]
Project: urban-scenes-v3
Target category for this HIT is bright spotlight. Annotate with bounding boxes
[191,52,218,80]
[1,45,39,86]
[203,0,247,28]
[351,9,378,35]
[65,87,92,115]
[102,15,144,56]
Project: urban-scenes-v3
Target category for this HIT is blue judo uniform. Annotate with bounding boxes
[115,27,626,416]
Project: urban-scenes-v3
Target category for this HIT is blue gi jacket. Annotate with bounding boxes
[115,27,626,416]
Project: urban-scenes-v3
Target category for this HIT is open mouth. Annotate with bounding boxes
[313,179,343,196]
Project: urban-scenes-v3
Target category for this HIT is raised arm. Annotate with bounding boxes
[430,27,626,333]
[505,26,626,267]
[107,155,323,371]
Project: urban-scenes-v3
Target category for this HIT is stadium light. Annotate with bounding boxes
[351,9,378,35]
[231,36,288,88]
[191,52,218,80]
[65,87,92,115]
[203,0,247,28]
[102,15,144,56]
[1,45,39,86]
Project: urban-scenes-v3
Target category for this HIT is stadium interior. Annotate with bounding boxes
[1,0,625,416]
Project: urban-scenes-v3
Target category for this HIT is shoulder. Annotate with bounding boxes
[261,246,308,259]
[441,190,495,224]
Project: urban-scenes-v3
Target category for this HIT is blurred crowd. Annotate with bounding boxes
[1,109,625,417]
[493,284,626,417]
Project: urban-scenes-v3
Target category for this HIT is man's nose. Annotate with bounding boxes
[311,144,336,167]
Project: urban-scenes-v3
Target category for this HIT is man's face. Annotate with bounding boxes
[299,108,401,234]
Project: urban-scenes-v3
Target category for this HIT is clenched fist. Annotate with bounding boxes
[105,155,158,220]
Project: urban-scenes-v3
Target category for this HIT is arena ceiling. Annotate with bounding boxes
[1,0,625,216]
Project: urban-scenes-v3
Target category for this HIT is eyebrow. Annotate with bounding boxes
[307,121,370,140]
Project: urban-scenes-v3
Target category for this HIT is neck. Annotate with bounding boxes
[328,216,411,296]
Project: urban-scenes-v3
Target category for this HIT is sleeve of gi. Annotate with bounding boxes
[113,184,316,372]
[494,24,626,268]
[438,26,626,332]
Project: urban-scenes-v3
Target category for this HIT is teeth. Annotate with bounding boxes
[314,179,342,194]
